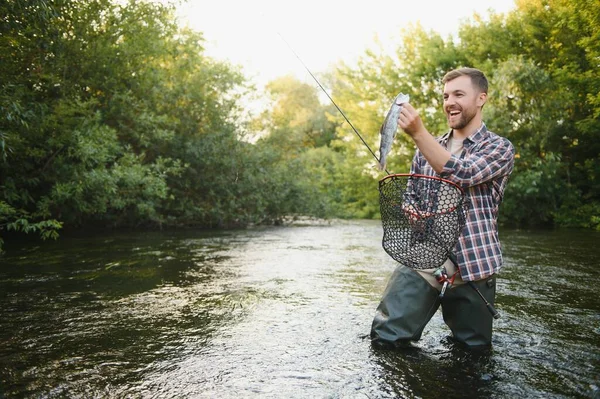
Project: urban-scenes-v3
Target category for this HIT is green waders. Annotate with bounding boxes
[371,265,497,347]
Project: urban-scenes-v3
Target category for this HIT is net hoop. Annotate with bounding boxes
[379,173,469,270]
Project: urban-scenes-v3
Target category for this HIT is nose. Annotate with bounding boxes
[444,97,454,110]
[445,94,461,109]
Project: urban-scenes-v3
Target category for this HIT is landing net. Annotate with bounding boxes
[379,174,469,270]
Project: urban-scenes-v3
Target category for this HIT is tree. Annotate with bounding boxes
[326,1,599,228]
[0,0,247,249]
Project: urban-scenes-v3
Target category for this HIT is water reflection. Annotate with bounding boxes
[370,343,497,399]
[0,222,599,398]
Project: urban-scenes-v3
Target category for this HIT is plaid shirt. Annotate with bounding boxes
[410,123,515,281]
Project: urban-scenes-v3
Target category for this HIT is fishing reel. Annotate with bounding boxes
[433,265,501,319]
[432,266,457,299]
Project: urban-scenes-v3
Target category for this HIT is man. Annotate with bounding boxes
[371,67,515,348]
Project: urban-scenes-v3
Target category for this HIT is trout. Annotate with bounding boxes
[378,93,410,170]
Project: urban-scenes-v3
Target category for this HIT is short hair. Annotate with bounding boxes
[442,67,488,94]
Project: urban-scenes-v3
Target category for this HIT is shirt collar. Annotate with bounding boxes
[440,123,487,144]
[467,123,487,144]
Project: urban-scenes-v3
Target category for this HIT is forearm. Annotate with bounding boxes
[398,103,451,174]
[411,130,451,174]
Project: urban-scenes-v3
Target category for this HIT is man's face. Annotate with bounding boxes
[443,75,486,130]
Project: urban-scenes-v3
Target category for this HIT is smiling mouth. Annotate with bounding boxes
[448,110,461,117]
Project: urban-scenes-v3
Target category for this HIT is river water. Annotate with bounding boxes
[0,220,598,398]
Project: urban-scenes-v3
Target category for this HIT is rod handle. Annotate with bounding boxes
[487,303,501,319]
[468,281,501,319]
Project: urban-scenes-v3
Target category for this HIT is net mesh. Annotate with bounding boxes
[379,174,469,270]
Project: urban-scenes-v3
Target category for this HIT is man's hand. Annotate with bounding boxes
[398,103,427,138]
[397,102,451,174]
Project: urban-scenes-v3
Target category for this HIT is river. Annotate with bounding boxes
[0,220,598,398]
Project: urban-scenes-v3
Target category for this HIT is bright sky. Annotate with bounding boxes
[176,0,516,88]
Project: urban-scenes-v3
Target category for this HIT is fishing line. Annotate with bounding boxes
[273,22,498,318]
[274,31,389,174]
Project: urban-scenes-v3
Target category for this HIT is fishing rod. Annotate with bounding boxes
[275,32,389,174]
[278,30,499,319]
[448,253,500,319]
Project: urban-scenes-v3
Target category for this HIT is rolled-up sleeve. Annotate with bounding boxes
[440,137,515,187]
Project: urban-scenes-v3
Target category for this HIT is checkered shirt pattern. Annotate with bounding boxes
[410,123,515,281]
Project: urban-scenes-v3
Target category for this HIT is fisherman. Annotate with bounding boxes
[370,67,515,348]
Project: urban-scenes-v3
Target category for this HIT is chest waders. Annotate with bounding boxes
[373,174,499,348]
[370,263,497,348]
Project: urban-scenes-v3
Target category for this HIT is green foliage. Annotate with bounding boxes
[501,153,565,226]
[248,76,342,222]
[0,0,249,250]
[256,76,338,153]
[0,200,62,251]
[323,0,600,227]
[1,0,599,252]
[297,146,380,219]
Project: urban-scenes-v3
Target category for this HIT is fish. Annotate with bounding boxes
[378,93,410,171]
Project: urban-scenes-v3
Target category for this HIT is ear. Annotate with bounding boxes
[477,92,487,108]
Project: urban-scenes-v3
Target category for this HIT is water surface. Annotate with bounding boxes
[0,220,598,398]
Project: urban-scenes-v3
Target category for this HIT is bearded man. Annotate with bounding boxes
[371,68,515,348]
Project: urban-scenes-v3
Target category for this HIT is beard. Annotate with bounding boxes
[447,105,477,130]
